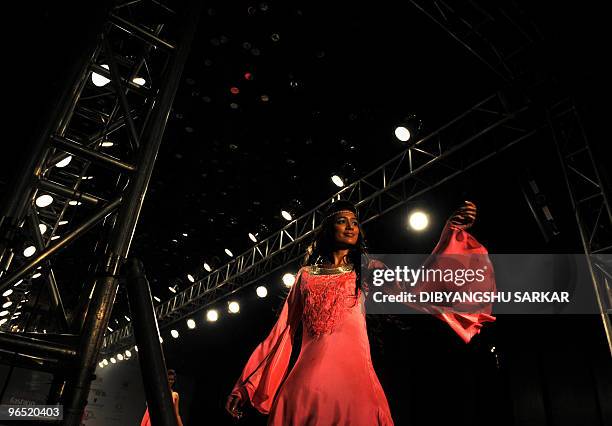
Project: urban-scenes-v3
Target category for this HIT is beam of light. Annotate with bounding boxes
[408,211,429,231]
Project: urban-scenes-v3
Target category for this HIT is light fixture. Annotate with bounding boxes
[99,362,104,369]
[125,349,132,357]
[0,311,9,317]
[256,285,268,298]
[68,200,82,206]
[206,309,219,322]
[124,315,131,322]
[101,141,114,147]
[32,273,42,279]
[394,126,411,142]
[35,194,54,208]
[331,175,345,187]
[3,290,13,297]
[0,318,7,325]
[171,329,179,338]
[182,232,188,237]
[110,357,116,364]
[107,326,113,332]
[133,77,146,86]
[51,235,61,241]
[23,246,36,257]
[14,280,23,287]
[58,220,68,225]
[169,286,177,293]
[39,224,48,235]
[394,114,423,143]
[248,232,257,242]
[117,353,124,361]
[408,211,429,231]
[203,263,212,272]
[159,336,164,343]
[103,359,109,366]
[134,346,138,352]
[281,210,293,221]
[187,319,196,329]
[282,273,296,287]
[153,296,161,302]
[228,301,240,313]
[224,248,233,257]
[2,302,12,308]
[187,274,195,283]
[92,64,110,87]
[55,155,72,168]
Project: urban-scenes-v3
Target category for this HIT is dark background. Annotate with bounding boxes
[4,1,611,425]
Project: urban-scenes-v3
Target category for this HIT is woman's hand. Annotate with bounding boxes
[225,393,244,420]
[448,200,477,230]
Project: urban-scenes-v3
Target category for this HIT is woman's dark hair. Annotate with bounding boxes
[302,201,370,295]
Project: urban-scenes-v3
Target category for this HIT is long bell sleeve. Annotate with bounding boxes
[230,267,305,414]
[369,220,496,343]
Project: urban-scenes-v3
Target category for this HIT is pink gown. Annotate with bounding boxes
[231,223,495,425]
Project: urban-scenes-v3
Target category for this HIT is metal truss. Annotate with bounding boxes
[102,90,543,353]
[549,99,612,353]
[0,1,200,423]
[408,0,541,83]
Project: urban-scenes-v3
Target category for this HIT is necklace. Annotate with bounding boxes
[309,263,354,275]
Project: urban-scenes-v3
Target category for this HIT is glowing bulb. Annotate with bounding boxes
[203,263,212,272]
[331,175,344,187]
[224,248,233,257]
[39,224,47,234]
[58,220,68,225]
[99,362,104,368]
[228,301,240,313]
[282,273,296,287]
[187,274,195,283]
[171,329,179,338]
[103,359,109,366]
[153,296,161,302]
[0,311,8,317]
[159,336,163,343]
[2,302,12,308]
[32,273,42,279]
[281,210,292,221]
[169,286,176,293]
[107,326,113,332]
[3,290,13,297]
[110,357,116,364]
[92,64,110,87]
[0,318,7,325]
[125,350,131,357]
[35,194,54,208]
[187,319,196,329]
[117,353,124,361]
[408,211,429,231]
[206,309,218,322]
[394,126,411,142]
[55,155,72,168]
[248,233,257,242]
[133,77,146,86]
[23,246,36,257]
[101,141,114,147]
[256,286,268,298]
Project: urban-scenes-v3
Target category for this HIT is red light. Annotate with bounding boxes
[244,72,253,80]
[230,87,240,95]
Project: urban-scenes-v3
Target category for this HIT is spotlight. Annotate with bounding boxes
[107,326,113,332]
[124,315,131,322]
[228,301,240,313]
[14,280,23,287]
[169,286,177,293]
[0,311,8,317]
[23,246,36,257]
[171,329,179,338]
[68,200,82,206]
[187,319,196,329]
[159,336,163,343]
[117,353,124,361]
[206,309,219,322]
[256,286,268,298]
[101,141,114,147]
[32,273,42,279]
[103,359,109,366]
[203,262,212,272]
[110,357,116,364]
[394,126,411,142]
[187,274,195,283]
[224,248,233,257]
[281,210,293,221]
[132,77,146,86]
[331,175,344,187]
[125,349,132,357]
[408,211,429,231]
[248,232,257,242]
[182,232,188,237]
[153,296,161,302]
[2,302,12,308]
[99,362,104,368]
[51,235,60,241]
[55,155,72,168]
[394,114,423,143]
[2,290,13,297]
[39,224,47,235]
[134,346,138,352]
[58,220,68,225]
[92,64,110,87]
[282,273,296,287]
[35,194,54,208]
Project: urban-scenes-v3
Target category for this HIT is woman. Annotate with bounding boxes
[140,369,184,426]
[225,200,495,425]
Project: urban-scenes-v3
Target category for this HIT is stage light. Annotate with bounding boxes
[169,286,177,293]
[331,175,344,187]
[23,246,36,257]
[35,194,53,208]
[282,273,295,287]
[153,296,161,302]
[224,248,233,257]
[107,326,113,332]
[203,262,212,272]
[32,273,42,279]
[99,362,104,369]
[2,302,12,308]
[92,64,110,87]
[117,353,124,361]
[281,210,293,221]
[68,200,82,206]
[0,318,7,325]
[171,329,179,338]
[228,301,240,313]
[256,286,268,298]
[0,311,8,317]
[159,336,164,343]
[39,224,47,235]
[187,319,196,329]
[125,349,131,357]
[394,126,411,142]
[55,155,72,168]
[14,280,23,287]
[133,77,146,86]
[230,86,240,95]
[124,315,131,322]
[51,235,60,241]
[206,309,218,322]
[187,274,195,283]
[101,141,114,147]
[134,346,138,352]
[2,290,12,297]
[248,232,257,242]
[408,211,429,231]
[182,232,188,237]
[110,357,116,364]
[58,220,68,225]
[103,359,109,366]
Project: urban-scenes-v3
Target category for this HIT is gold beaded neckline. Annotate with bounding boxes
[308,264,354,275]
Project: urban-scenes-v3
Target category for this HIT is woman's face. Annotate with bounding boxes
[333,211,359,246]
[168,373,176,387]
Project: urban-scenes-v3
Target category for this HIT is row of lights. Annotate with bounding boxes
[91,64,147,88]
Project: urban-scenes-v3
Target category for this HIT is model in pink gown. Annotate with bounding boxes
[230,222,495,425]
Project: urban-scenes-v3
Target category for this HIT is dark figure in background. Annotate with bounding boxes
[140,369,184,426]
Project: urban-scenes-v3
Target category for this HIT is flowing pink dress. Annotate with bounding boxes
[231,223,495,425]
